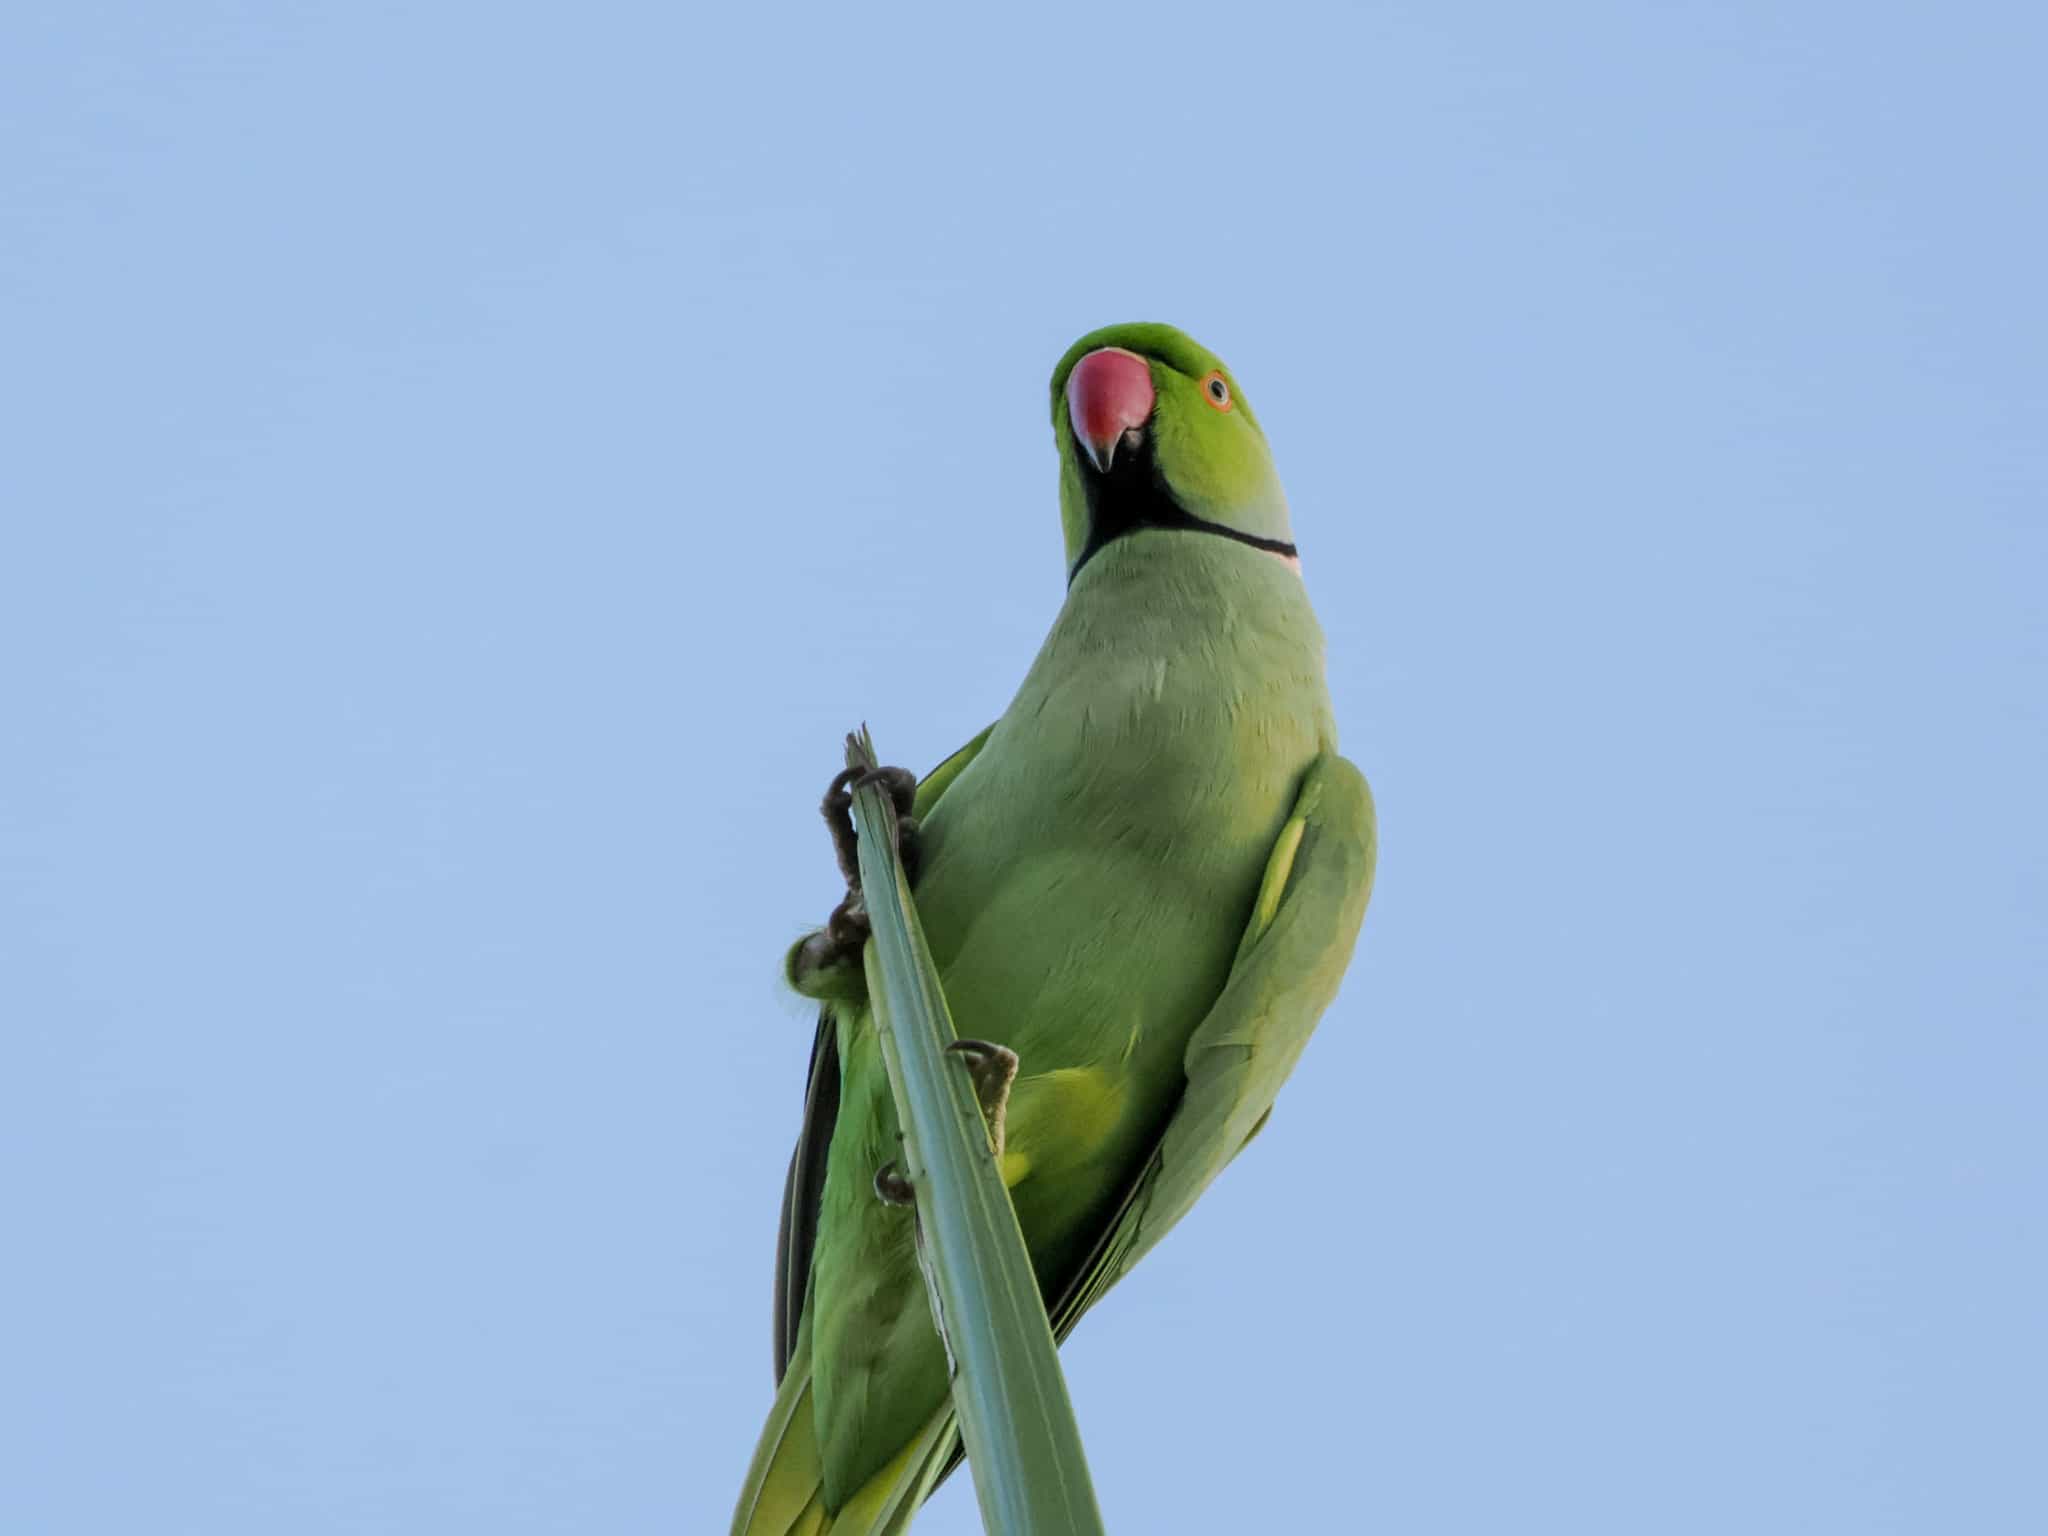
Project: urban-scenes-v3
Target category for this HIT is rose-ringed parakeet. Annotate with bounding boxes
[731,323,1377,1535]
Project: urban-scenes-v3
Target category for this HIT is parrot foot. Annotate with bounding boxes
[796,763,921,986]
[946,1038,1019,1160]
[822,764,922,889]
[788,899,869,993]
[874,1159,916,1207]
[819,888,876,960]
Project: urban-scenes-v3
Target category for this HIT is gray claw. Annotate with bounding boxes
[822,768,865,888]
[854,765,918,820]
[946,1038,1019,1160]
[821,763,922,900]
[874,1159,916,1207]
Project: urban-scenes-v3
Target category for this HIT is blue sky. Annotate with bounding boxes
[4,4,2042,1532]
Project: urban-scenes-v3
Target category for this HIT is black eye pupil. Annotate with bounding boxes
[1209,379,1227,400]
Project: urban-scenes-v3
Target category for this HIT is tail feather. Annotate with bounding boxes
[732,1320,961,1536]
[822,1411,958,1536]
[730,1348,823,1536]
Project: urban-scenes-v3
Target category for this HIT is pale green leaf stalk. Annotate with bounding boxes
[844,728,1106,1536]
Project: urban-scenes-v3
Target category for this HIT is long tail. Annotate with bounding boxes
[730,1324,959,1536]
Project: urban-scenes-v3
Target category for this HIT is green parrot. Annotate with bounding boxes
[731,323,1377,1535]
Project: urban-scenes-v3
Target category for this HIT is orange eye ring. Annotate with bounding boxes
[1201,370,1233,411]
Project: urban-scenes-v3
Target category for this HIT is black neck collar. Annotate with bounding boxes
[1069,439,1298,584]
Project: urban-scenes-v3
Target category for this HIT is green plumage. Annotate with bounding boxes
[732,324,1376,1535]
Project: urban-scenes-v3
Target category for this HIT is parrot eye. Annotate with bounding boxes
[1202,372,1232,411]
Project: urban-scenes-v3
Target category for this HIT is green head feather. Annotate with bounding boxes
[1048,322,1294,580]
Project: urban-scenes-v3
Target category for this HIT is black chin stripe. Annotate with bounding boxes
[1186,519,1299,559]
[1068,436,1299,584]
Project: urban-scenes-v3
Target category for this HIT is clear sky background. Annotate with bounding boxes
[4,4,2042,1533]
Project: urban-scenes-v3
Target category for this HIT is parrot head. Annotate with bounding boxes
[1049,322,1296,582]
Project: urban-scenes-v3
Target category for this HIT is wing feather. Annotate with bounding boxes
[1050,751,1376,1332]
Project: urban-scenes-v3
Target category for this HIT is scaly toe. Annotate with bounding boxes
[946,1038,1020,1097]
[852,765,919,820]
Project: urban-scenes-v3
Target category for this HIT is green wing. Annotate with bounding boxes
[906,725,995,818]
[1045,750,1378,1336]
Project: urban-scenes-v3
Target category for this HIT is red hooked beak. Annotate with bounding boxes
[1065,347,1155,474]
